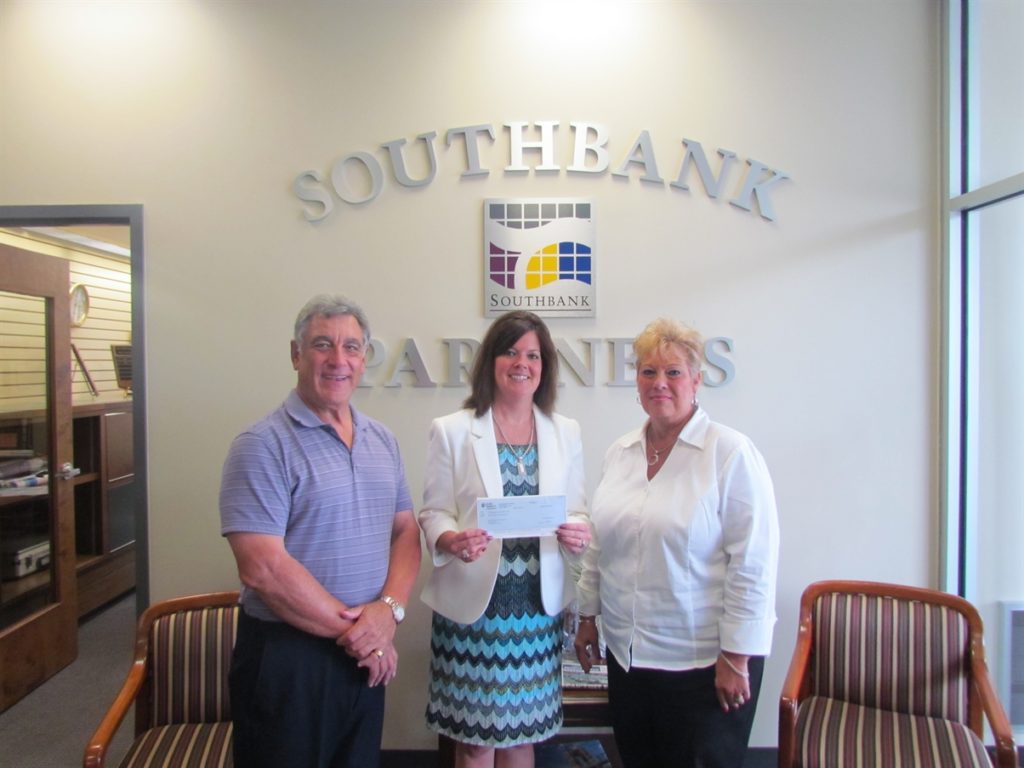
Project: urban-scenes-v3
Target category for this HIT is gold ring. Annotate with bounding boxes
[374,649,384,658]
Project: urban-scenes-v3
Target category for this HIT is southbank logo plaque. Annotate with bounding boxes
[484,198,595,319]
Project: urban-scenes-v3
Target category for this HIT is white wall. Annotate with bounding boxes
[0,0,939,750]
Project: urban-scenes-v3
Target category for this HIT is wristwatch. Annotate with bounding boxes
[380,595,405,624]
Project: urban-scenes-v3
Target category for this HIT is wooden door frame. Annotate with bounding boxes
[0,205,148,610]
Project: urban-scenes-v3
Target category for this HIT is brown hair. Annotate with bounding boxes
[464,311,559,416]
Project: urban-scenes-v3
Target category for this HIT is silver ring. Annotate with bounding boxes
[461,550,471,561]
[374,648,384,658]
[735,696,744,705]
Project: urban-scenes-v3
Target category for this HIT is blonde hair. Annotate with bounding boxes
[633,318,703,376]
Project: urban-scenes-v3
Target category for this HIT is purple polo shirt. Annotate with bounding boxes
[220,390,413,622]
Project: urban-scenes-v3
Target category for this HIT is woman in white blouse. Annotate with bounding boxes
[573,318,779,768]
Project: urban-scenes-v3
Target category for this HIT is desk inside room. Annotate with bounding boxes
[437,687,623,767]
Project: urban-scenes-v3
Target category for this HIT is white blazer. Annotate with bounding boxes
[418,406,588,624]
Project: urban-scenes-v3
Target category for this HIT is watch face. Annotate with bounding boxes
[382,595,405,622]
[70,283,90,327]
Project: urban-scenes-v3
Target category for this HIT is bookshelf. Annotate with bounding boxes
[0,402,135,626]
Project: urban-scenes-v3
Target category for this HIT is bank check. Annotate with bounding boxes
[477,494,567,538]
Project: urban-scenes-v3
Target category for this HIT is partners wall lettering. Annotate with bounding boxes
[293,121,791,224]
[358,336,736,389]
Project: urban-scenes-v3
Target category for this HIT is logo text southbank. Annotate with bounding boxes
[293,121,791,224]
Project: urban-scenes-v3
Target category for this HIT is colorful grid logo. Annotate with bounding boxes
[484,199,595,318]
[524,242,592,289]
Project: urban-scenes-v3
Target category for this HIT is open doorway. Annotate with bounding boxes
[0,205,147,618]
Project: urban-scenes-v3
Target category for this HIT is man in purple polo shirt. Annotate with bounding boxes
[220,295,421,768]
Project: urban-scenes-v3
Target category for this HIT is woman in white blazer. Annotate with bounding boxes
[419,311,590,768]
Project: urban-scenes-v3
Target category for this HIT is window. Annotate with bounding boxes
[943,0,1024,736]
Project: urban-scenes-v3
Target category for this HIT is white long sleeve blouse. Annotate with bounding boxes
[576,408,779,672]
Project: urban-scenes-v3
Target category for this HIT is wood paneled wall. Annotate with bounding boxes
[0,230,132,413]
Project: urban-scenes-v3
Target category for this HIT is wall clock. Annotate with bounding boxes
[70,283,90,327]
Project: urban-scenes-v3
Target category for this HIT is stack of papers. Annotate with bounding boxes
[561,653,608,690]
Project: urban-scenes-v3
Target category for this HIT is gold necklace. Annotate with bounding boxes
[494,415,535,476]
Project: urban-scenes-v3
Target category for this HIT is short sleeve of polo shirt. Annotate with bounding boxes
[220,428,293,536]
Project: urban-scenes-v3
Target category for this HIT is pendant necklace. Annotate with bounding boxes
[646,425,676,466]
[494,415,535,476]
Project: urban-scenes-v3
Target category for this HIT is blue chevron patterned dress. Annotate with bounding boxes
[424,442,563,747]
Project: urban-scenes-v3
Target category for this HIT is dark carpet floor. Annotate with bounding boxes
[0,592,137,768]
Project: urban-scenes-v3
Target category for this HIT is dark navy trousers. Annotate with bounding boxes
[229,611,385,768]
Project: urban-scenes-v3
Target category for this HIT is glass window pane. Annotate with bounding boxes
[0,290,55,627]
[974,193,1024,716]
[969,1,1024,188]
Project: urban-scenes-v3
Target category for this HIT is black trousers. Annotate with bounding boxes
[606,651,764,768]
[229,611,386,768]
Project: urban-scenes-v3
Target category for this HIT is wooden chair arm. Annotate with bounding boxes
[82,606,156,768]
[82,655,147,767]
[969,652,1018,768]
[778,613,814,768]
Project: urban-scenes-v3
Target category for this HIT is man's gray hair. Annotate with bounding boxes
[293,295,371,348]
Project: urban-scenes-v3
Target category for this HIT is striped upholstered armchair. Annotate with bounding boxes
[779,581,1018,768]
[84,591,240,768]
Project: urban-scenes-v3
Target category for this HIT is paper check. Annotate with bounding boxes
[476,494,567,538]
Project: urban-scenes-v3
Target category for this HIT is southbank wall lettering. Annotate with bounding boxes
[357,336,736,389]
[293,121,791,224]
